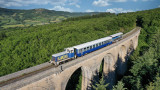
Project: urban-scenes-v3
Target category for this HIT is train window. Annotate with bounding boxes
[93,45,95,48]
[96,44,98,47]
[99,43,101,46]
[87,47,89,50]
[90,46,92,49]
[102,42,103,45]
[106,40,108,43]
[79,49,81,53]
[84,48,86,51]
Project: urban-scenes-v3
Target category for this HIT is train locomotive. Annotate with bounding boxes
[50,32,123,65]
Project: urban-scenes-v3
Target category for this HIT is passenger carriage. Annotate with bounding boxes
[110,32,123,42]
[73,36,112,57]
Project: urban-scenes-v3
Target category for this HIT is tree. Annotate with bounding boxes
[113,81,127,90]
[0,31,6,40]
[92,76,109,90]
[150,31,160,59]
[146,76,160,90]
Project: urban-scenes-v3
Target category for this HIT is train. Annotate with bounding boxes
[50,32,123,65]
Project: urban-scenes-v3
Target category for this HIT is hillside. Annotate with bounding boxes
[0,7,100,28]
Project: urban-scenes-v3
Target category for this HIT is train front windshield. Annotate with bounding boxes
[52,57,55,62]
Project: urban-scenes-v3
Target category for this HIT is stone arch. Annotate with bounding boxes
[61,66,84,90]
[65,67,82,90]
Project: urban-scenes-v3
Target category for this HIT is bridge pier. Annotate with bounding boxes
[103,53,117,89]
[81,66,93,90]
[117,45,127,76]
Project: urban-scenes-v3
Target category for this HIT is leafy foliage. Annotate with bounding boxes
[146,76,160,90]
[113,81,127,90]
[0,31,6,40]
[93,76,109,90]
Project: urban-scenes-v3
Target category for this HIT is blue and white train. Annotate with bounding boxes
[50,32,123,65]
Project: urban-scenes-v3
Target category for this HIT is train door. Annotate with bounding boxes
[74,48,77,58]
[80,48,83,56]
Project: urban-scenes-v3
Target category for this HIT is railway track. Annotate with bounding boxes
[0,63,55,87]
[123,27,140,39]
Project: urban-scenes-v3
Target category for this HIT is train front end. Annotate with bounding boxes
[51,51,69,65]
[50,47,75,65]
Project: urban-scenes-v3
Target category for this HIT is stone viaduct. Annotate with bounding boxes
[0,28,141,90]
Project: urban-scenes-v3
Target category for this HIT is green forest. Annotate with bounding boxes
[0,7,160,90]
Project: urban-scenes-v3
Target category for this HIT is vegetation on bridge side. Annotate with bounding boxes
[112,8,160,89]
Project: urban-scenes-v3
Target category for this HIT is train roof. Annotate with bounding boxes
[110,32,123,37]
[52,51,67,57]
[73,36,112,49]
